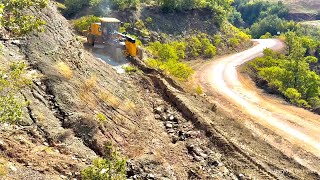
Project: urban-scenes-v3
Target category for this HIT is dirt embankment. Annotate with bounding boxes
[112,7,219,36]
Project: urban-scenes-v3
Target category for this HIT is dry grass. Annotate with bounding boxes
[34,110,46,122]
[127,145,145,158]
[98,91,120,108]
[0,159,7,177]
[78,75,123,109]
[84,75,98,90]
[55,62,73,80]
[121,100,136,113]
[79,75,99,108]
[79,90,97,108]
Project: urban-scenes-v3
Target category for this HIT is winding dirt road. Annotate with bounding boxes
[197,39,320,173]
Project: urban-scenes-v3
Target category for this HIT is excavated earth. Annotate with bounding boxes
[0,1,319,180]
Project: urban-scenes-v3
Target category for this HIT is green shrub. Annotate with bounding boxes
[120,22,131,33]
[141,29,149,37]
[170,42,186,59]
[56,2,66,10]
[63,0,89,17]
[228,37,239,48]
[248,33,320,109]
[95,112,107,123]
[0,0,47,36]
[81,143,126,180]
[73,15,100,35]
[161,59,194,80]
[0,62,31,124]
[213,34,222,46]
[204,44,217,58]
[260,32,272,39]
[187,36,202,58]
[147,58,194,81]
[109,0,139,10]
[148,42,178,61]
[284,88,301,103]
[146,17,153,24]
[195,85,203,95]
[123,65,138,73]
[135,20,145,30]
[146,58,162,68]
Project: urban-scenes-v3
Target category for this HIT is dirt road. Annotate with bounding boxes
[197,39,320,173]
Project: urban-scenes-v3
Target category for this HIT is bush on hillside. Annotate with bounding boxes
[0,62,31,123]
[73,15,100,35]
[147,58,194,81]
[81,143,126,180]
[186,36,202,58]
[204,44,217,58]
[0,0,48,36]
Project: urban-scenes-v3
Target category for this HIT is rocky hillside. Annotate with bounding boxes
[0,1,237,179]
[0,1,319,180]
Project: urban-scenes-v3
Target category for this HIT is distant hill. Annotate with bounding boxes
[268,0,320,15]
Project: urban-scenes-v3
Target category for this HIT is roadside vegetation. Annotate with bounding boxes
[146,26,250,81]
[231,0,320,111]
[247,32,320,109]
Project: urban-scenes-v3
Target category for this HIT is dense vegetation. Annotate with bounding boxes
[247,32,320,109]
[147,41,194,81]
[230,0,295,38]
[145,23,250,80]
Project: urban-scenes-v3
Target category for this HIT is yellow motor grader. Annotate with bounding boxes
[86,17,142,60]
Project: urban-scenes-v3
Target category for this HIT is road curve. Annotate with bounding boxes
[197,39,320,171]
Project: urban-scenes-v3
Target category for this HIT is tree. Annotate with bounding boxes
[249,33,320,109]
